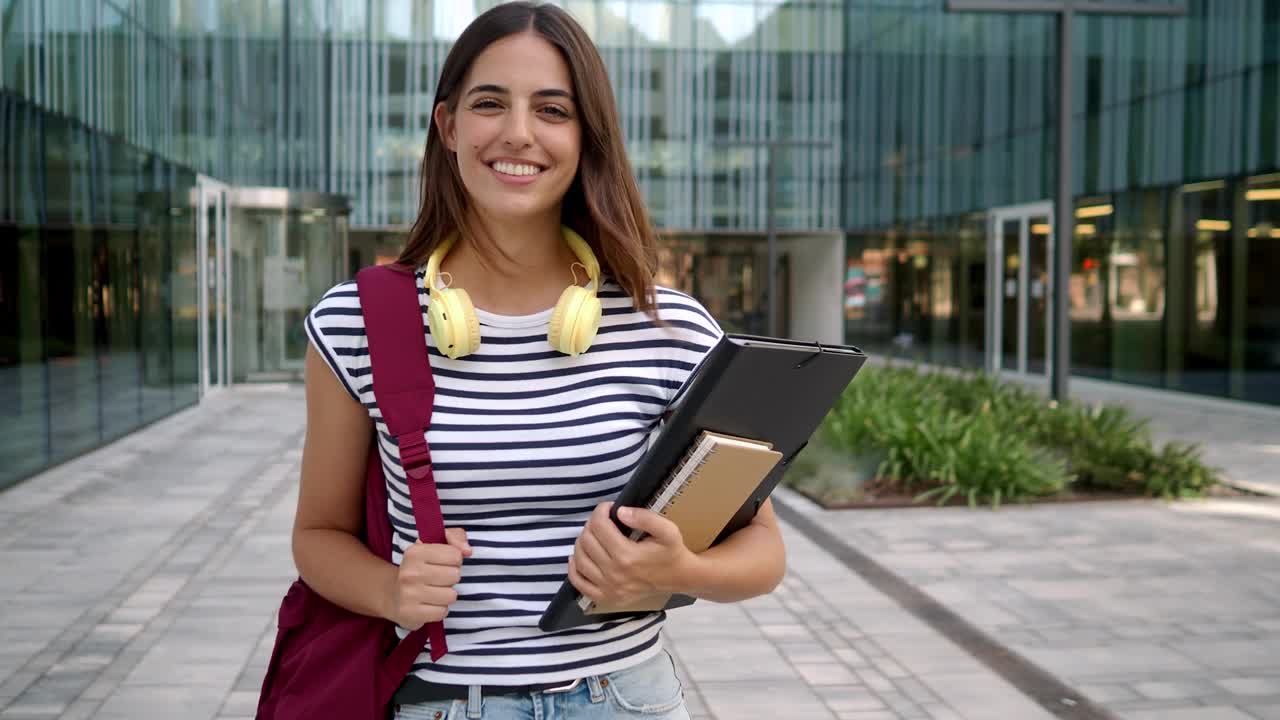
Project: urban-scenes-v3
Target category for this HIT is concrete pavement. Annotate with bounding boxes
[1,386,1278,720]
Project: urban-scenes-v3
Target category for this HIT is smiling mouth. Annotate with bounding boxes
[489,161,546,177]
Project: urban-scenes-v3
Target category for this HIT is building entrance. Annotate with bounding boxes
[987,202,1055,378]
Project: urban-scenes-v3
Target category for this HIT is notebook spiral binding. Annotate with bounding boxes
[653,444,717,515]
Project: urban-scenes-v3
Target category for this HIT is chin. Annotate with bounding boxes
[476,196,563,223]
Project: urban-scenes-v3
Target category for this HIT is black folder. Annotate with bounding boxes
[538,333,868,632]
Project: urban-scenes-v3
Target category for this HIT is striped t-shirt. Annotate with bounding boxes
[303,268,722,686]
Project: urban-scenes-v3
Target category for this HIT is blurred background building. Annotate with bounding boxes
[1,0,1277,489]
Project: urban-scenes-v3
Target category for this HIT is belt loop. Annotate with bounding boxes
[466,686,482,719]
[586,674,605,704]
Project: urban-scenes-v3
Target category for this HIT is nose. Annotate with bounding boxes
[502,105,533,148]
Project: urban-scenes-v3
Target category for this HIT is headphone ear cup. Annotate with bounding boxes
[446,287,481,358]
[426,290,457,358]
[428,288,481,359]
[572,293,602,355]
[546,285,577,355]
[549,285,600,356]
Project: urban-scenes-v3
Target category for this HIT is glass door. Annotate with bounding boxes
[987,202,1054,377]
[196,176,231,396]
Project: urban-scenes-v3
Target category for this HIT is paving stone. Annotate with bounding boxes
[219,690,258,716]
[1122,707,1257,719]
[1244,703,1280,719]
[1134,680,1220,700]
[698,680,836,719]
[1019,643,1201,678]
[794,663,862,686]
[1078,683,1140,703]
[813,685,887,712]
[853,668,896,694]
[915,673,1057,720]
[922,704,963,720]
[0,703,66,719]
[1216,677,1280,696]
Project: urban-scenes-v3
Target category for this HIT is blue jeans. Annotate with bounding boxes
[393,650,690,720]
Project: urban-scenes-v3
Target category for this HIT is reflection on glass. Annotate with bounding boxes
[230,205,347,383]
[656,234,770,335]
[1244,174,1280,404]
[1172,181,1231,398]
[1000,219,1019,372]
[1026,215,1050,375]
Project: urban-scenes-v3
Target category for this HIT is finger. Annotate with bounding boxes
[578,521,616,570]
[411,585,458,607]
[417,542,464,567]
[445,527,473,557]
[588,503,634,559]
[568,556,604,601]
[616,507,683,546]
[571,541,607,587]
[405,540,463,566]
[421,564,462,587]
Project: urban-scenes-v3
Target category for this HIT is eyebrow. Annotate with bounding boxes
[465,84,575,102]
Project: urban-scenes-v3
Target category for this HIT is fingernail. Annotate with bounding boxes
[618,507,633,521]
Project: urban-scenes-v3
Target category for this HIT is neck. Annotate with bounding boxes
[467,210,571,278]
[441,209,580,315]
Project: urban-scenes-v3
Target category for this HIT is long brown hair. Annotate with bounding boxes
[398,2,658,315]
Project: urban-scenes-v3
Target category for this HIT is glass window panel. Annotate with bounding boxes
[1168,180,1233,398]
[958,215,987,370]
[1000,218,1020,372]
[843,235,891,353]
[45,225,101,461]
[1108,189,1167,388]
[1244,174,1280,405]
[1070,198,1113,380]
[99,225,142,442]
[171,168,201,407]
[140,177,174,423]
[41,116,100,460]
[1026,215,1051,376]
[0,222,48,489]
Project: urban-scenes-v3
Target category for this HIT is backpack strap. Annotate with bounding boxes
[355,264,450,683]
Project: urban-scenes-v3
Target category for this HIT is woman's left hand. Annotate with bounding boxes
[569,502,697,607]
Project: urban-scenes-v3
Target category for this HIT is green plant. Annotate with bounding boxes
[885,408,1070,508]
[800,364,1219,508]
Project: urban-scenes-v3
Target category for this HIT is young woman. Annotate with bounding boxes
[296,3,786,718]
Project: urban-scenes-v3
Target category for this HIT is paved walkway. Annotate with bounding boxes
[1,386,1278,720]
[0,387,1052,720]
[782,489,1280,720]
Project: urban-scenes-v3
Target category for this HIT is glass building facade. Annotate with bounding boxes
[842,0,1280,407]
[2,0,1278,488]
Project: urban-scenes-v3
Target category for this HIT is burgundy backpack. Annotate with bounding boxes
[256,264,448,719]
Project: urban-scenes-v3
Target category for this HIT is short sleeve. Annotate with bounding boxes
[303,281,368,402]
[653,287,725,409]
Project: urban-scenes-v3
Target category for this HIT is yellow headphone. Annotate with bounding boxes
[423,226,602,360]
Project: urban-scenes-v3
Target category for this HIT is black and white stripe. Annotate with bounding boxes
[304,269,721,685]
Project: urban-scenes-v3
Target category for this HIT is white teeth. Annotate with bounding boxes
[492,161,541,177]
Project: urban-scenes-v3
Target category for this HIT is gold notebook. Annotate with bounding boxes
[580,430,783,615]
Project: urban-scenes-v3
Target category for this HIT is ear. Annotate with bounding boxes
[433,102,457,152]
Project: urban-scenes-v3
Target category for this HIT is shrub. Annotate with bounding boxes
[793,363,1219,508]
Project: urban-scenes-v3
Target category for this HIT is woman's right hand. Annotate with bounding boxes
[386,527,472,630]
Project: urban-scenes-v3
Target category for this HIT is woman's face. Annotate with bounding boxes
[436,32,582,226]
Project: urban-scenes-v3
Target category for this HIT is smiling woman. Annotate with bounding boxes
[288,3,787,720]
